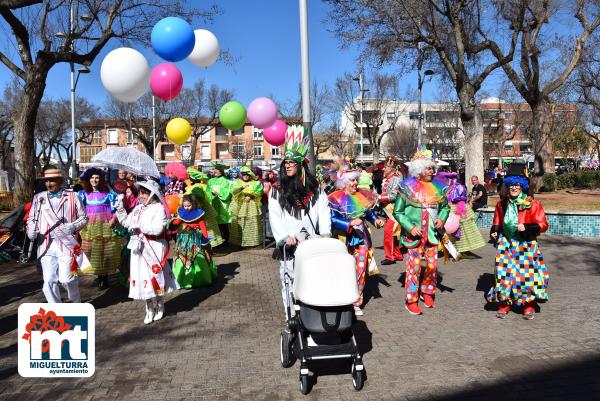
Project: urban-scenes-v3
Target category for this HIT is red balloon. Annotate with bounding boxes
[165,195,180,215]
[264,119,287,146]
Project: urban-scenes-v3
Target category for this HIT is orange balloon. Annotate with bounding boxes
[165,195,180,215]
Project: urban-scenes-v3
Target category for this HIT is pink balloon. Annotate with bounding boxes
[150,63,183,101]
[264,119,287,146]
[444,213,461,234]
[247,97,278,129]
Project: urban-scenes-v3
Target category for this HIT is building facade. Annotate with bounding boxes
[78,119,287,172]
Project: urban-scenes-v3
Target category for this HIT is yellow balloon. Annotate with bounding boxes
[166,117,192,145]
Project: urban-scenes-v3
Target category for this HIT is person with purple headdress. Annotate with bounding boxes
[78,167,122,289]
[328,159,384,316]
[436,172,486,257]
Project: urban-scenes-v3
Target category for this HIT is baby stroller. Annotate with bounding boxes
[280,237,365,394]
[0,203,28,262]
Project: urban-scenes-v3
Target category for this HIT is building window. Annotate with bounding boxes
[88,130,102,145]
[386,112,396,121]
[181,145,192,161]
[162,144,175,158]
[271,146,281,158]
[107,128,118,144]
[520,142,532,152]
[233,128,245,136]
[79,146,102,164]
[201,145,211,160]
[127,128,138,143]
[254,144,263,157]
[231,143,246,154]
[217,143,228,157]
[253,128,263,140]
[504,142,513,151]
[503,112,513,120]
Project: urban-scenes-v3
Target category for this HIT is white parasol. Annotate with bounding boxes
[91,147,160,179]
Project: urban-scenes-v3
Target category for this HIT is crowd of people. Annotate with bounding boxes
[25,129,550,323]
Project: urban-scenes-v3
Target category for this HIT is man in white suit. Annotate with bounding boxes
[27,167,88,303]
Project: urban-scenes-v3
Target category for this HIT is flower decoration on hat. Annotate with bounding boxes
[283,124,310,164]
[410,145,434,162]
[331,157,360,189]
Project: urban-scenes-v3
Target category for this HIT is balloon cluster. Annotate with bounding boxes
[100,17,220,145]
[100,17,286,148]
[218,97,287,146]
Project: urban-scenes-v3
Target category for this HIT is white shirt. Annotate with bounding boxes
[268,189,332,243]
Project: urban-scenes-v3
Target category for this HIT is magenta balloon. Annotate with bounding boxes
[264,119,287,146]
[150,63,183,101]
[247,97,278,129]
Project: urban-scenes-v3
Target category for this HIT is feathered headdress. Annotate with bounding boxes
[283,124,310,163]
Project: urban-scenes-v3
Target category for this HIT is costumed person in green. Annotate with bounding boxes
[185,167,224,248]
[487,163,549,320]
[168,195,217,288]
[393,146,450,316]
[229,166,263,247]
[207,161,233,243]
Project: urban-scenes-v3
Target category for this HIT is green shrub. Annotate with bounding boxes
[541,173,557,192]
[556,171,600,189]
[557,173,576,190]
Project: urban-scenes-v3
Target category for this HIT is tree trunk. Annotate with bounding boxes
[458,86,484,192]
[531,101,555,191]
[372,144,380,164]
[13,68,48,203]
[189,135,198,164]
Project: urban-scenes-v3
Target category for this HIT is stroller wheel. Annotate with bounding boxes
[280,330,296,368]
[352,369,365,391]
[299,374,312,395]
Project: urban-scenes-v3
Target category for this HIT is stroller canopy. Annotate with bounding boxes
[293,238,359,307]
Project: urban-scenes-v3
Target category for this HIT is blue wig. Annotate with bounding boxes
[503,175,529,192]
[228,166,241,179]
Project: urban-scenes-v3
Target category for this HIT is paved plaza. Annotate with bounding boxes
[0,229,599,401]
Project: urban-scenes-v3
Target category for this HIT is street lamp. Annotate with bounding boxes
[353,73,369,161]
[57,1,92,179]
[417,67,435,147]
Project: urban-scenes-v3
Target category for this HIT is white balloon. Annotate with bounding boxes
[188,29,220,67]
[100,47,150,103]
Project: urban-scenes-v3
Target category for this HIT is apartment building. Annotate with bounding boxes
[78,118,289,172]
[340,97,577,165]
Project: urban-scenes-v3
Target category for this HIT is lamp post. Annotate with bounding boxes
[56,0,92,179]
[298,0,316,171]
[353,73,369,161]
[416,43,434,147]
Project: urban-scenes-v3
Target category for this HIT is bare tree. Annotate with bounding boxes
[576,47,600,162]
[104,90,196,156]
[332,72,403,163]
[229,137,254,166]
[324,0,521,189]
[188,80,234,164]
[486,0,600,187]
[0,1,220,201]
[385,125,418,161]
[33,97,98,173]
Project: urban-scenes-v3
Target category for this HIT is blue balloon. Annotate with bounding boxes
[151,17,195,62]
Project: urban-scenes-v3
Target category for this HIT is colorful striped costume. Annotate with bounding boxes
[229,179,263,247]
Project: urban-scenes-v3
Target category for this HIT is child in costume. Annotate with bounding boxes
[229,166,263,247]
[115,180,179,324]
[185,167,224,247]
[393,146,449,315]
[169,195,217,288]
[487,166,549,320]
[164,162,188,196]
[328,160,384,316]
[436,172,486,256]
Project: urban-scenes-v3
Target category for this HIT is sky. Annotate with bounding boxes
[0,0,448,117]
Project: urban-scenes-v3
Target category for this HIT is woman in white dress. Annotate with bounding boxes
[116,180,179,324]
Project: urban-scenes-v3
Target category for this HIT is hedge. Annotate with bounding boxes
[552,171,600,190]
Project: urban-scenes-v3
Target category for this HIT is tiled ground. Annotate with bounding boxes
[0,229,599,400]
